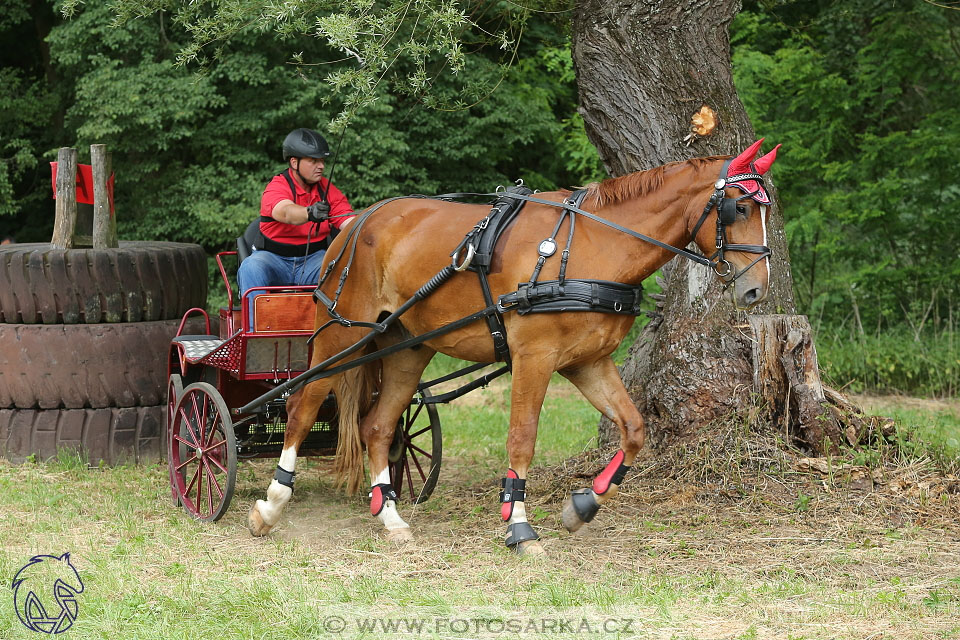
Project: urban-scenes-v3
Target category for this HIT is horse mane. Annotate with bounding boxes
[582,156,728,207]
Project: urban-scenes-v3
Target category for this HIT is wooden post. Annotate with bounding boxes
[51,148,78,249]
[91,144,118,249]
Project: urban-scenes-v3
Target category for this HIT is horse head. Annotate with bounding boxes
[12,553,85,633]
[689,139,780,309]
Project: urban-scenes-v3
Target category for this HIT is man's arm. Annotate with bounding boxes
[269,199,310,225]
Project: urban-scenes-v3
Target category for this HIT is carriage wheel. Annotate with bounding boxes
[169,382,237,521]
[388,388,442,503]
[166,374,183,506]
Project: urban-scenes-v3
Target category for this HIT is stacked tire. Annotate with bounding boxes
[0,242,208,465]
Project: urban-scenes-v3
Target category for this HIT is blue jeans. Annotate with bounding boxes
[236,248,326,327]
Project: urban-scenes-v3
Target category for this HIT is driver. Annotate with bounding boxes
[237,128,356,300]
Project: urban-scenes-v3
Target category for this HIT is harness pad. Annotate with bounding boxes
[464,184,534,272]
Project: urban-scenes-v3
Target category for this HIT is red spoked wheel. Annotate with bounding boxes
[389,388,442,503]
[169,382,237,521]
[166,373,183,506]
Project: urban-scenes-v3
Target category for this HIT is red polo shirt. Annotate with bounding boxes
[259,170,353,247]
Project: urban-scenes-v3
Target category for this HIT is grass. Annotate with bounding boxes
[853,394,960,460]
[3,386,960,639]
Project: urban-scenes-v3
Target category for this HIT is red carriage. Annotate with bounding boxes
[164,240,442,521]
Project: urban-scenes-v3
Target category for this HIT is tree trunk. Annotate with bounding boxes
[572,0,811,449]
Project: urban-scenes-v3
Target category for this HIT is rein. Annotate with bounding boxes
[434,160,772,280]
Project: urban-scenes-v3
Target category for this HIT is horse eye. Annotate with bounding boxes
[736,205,747,216]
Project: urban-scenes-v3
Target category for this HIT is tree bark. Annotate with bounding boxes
[572,0,800,448]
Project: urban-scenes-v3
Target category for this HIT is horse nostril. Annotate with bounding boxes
[743,288,761,305]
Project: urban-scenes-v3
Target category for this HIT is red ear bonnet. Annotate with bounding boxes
[752,144,780,175]
[726,139,765,176]
[725,139,779,206]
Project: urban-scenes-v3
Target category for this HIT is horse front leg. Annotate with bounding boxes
[501,356,554,556]
[247,380,331,536]
[558,356,645,532]
[362,347,435,542]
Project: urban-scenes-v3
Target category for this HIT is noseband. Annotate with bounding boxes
[690,159,772,283]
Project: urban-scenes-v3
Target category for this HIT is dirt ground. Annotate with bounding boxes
[226,436,960,583]
[201,386,960,638]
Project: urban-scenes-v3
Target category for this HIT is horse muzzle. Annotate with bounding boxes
[733,278,768,310]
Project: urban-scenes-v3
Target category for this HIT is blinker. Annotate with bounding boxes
[719,198,738,225]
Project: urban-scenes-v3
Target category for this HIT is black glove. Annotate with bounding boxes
[306,201,330,223]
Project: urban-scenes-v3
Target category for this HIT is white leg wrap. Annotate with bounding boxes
[257,447,296,526]
[372,468,409,531]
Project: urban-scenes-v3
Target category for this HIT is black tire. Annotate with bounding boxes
[0,405,164,465]
[0,317,207,409]
[0,241,207,324]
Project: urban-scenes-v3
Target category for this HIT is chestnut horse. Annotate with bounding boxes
[247,140,780,554]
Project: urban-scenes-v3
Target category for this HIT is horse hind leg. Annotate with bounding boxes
[558,356,645,533]
[247,378,333,537]
[355,346,435,543]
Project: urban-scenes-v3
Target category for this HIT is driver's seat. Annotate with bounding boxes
[237,219,262,263]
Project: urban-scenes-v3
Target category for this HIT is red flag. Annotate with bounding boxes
[50,162,115,214]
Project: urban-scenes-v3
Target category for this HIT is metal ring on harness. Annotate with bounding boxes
[713,259,733,278]
[453,243,476,272]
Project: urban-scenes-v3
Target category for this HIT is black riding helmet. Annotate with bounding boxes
[282,128,331,160]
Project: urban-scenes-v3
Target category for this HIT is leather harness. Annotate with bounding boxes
[237,162,772,414]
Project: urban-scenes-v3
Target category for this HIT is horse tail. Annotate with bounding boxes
[332,359,380,495]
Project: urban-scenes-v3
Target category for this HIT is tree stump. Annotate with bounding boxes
[748,314,866,455]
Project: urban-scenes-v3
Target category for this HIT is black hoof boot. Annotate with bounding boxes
[505,521,541,554]
[561,488,600,532]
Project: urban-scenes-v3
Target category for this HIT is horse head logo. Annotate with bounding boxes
[12,553,84,634]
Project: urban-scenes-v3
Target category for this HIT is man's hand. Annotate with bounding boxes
[306,201,330,223]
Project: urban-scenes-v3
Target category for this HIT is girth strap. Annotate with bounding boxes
[449,184,533,366]
[478,269,511,365]
[498,279,643,316]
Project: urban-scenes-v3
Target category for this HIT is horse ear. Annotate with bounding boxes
[752,143,781,175]
[728,138,764,175]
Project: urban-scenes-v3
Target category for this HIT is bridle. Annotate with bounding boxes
[690,158,772,283]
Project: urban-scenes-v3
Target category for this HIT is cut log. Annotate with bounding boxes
[91,144,118,249]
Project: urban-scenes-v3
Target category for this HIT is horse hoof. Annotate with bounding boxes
[386,527,414,543]
[561,496,585,532]
[514,539,546,556]
[247,503,273,537]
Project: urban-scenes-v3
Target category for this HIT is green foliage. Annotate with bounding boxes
[0,0,61,234]
[1,1,600,248]
[733,0,960,338]
[817,328,960,397]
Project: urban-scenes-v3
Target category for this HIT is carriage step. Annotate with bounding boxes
[172,334,226,363]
